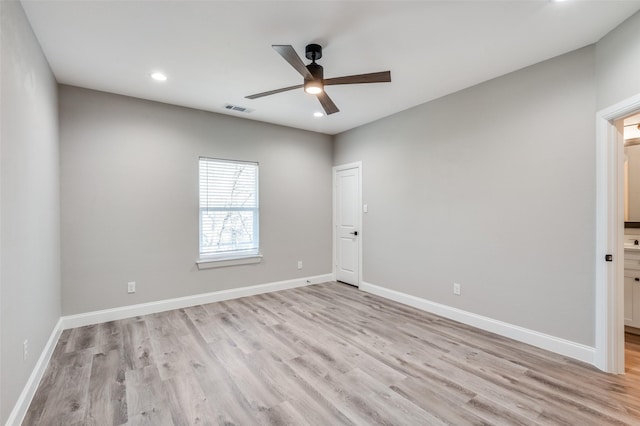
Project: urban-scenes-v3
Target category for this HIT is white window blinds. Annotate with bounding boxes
[199,157,259,258]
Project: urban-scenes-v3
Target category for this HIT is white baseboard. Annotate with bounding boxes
[360,281,595,365]
[61,273,333,330]
[7,273,332,425]
[5,318,63,426]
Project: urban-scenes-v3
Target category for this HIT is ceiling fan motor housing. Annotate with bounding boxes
[306,62,324,81]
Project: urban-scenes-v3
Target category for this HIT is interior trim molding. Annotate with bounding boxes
[595,91,640,373]
[60,273,333,330]
[6,318,64,426]
[196,254,263,269]
[332,161,363,287]
[360,281,595,365]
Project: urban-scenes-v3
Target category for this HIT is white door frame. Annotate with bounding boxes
[595,92,640,373]
[333,161,363,286]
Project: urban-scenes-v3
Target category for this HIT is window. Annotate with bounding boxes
[199,157,259,262]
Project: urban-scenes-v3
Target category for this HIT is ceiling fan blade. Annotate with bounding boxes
[324,71,391,86]
[245,84,303,99]
[316,91,339,115]
[272,45,313,80]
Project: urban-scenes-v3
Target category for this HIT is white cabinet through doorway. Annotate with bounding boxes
[624,248,640,328]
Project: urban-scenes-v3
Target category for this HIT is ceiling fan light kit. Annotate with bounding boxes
[246,43,391,116]
[304,81,323,95]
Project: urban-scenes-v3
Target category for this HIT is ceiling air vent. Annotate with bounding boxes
[223,104,254,113]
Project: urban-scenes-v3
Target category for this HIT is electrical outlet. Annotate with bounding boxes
[128,281,136,294]
[23,339,28,361]
[297,261,303,270]
[453,283,461,295]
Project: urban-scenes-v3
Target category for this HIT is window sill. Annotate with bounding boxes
[196,254,263,270]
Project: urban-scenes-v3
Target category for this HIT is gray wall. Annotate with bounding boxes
[0,1,61,422]
[59,86,333,315]
[334,47,596,346]
[596,11,640,109]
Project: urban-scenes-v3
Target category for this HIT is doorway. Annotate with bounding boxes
[595,93,640,373]
[620,112,640,371]
[333,162,362,287]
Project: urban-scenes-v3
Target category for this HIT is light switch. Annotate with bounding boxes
[363,204,368,213]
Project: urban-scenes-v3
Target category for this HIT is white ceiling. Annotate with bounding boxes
[21,0,640,135]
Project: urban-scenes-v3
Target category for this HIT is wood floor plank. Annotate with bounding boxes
[24,282,640,425]
[425,355,549,421]
[287,354,387,425]
[465,395,540,426]
[242,324,304,361]
[183,305,229,343]
[164,371,217,425]
[121,318,154,371]
[209,339,284,412]
[65,324,99,353]
[192,344,260,425]
[125,364,173,425]
[94,321,123,354]
[439,350,631,425]
[342,368,458,425]
[246,349,356,425]
[148,331,188,381]
[254,400,311,426]
[85,349,127,425]
[37,349,94,424]
[236,297,282,327]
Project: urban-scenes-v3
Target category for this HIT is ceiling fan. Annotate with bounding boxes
[245,44,391,115]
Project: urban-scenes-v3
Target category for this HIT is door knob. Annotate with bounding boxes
[636,278,639,282]
[349,231,358,236]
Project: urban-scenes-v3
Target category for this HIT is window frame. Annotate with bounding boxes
[197,157,261,268]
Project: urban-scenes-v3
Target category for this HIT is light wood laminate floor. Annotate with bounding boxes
[23,282,640,425]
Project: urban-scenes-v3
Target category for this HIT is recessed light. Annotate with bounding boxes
[313,112,324,117]
[150,72,167,81]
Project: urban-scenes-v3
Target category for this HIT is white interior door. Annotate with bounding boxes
[335,164,361,286]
